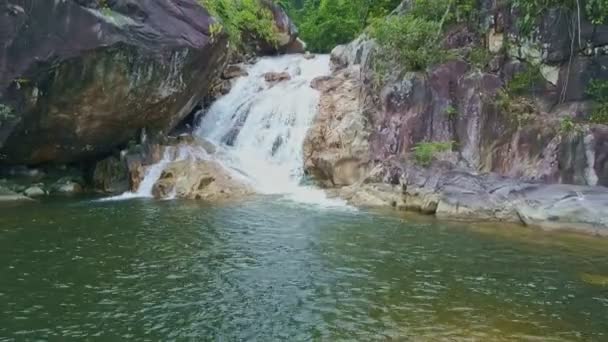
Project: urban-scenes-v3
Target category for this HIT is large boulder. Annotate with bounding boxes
[152,159,252,201]
[0,0,228,165]
[304,67,371,187]
[259,0,304,54]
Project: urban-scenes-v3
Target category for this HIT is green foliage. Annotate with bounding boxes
[559,116,583,134]
[200,0,278,50]
[586,0,608,24]
[408,0,478,24]
[445,105,458,119]
[587,79,608,124]
[512,0,608,36]
[209,22,224,42]
[371,16,444,71]
[412,141,453,166]
[587,79,608,103]
[468,47,492,70]
[496,90,537,126]
[97,0,113,16]
[506,64,544,95]
[279,0,401,53]
[370,0,479,75]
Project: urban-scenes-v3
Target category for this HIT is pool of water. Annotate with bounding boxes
[1,197,607,341]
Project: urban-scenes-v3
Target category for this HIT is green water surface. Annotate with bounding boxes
[1,197,607,341]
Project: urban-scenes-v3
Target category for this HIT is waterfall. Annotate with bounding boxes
[195,54,344,206]
[105,54,345,207]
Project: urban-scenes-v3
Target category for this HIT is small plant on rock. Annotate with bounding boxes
[445,105,458,119]
[559,116,583,135]
[587,79,608,125]
[412,141,454,166]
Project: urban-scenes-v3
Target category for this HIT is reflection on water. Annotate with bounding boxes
[0,198,607,341]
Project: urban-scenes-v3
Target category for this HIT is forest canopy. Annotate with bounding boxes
[278,0,402,52]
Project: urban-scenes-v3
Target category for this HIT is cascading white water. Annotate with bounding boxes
[102,144,209,201]
[106,54,345,207]
[196,54,344,206]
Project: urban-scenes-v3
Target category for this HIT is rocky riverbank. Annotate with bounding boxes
[303,0,608,234]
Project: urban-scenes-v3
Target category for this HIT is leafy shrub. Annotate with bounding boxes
[371,16,443,71]
[468,47,492,70]
[506,64,544,95]
[279,0,401,53]
[558,116,583,134]
[445,105,458,119]
[513,0,608,36]
[409,0,478,24]
[412,141,453,166]
[496,90,537,126]
[587,79,608,124]
[200,0,278,50]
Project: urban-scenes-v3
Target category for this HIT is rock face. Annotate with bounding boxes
[305,1,608,233]
[304,67,370,187]
[335,162,608,235]
[152,159,252,201]
[259,0,304,54]
[0,0,228,165]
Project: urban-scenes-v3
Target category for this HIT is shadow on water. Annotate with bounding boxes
[0,197,607,340]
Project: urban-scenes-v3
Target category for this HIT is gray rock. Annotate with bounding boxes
[24,186,46,197]
[0,186,31,202]
[51,179,83,195]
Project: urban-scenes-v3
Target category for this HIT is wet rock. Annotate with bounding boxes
[222,65,249,80]
[51,178,83,195]
[152,160,252,201]
[283,38,307,54]
[303,52,316,60]
[264,72,291,84]
[93,156,129,194]
[24,186,46,197]
[0,0,228,165]
[304,68,371,187]
[258,0,303,54]
[0,186,30,202]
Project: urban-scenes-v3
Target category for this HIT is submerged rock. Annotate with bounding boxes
[0,0,228,165]
[152,160,251,201]
[264,72,291,84]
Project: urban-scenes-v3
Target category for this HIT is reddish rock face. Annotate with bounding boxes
[0,0,228,165]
